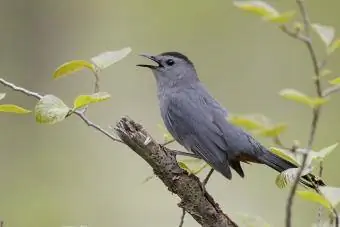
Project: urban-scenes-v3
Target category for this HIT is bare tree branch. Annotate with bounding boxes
[115,117,238,227]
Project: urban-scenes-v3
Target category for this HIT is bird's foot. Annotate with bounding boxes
[199,168,214,195]
[199,181,208,195]
[202,168,214,186]
[199,168,216,205]
[172,150,200,159]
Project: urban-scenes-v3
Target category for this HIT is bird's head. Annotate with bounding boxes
[137,52,199,87]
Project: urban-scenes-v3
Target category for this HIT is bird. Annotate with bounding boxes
[137,51,325,189]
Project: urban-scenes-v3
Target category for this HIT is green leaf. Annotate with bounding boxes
[279,88,328,108]
[0,104,31,114]
[163,132,174,143]
[236,213,271,227]
[35,95,70,124]
[192,163,209,175]
[320,69,332,78]
[312,23,335,47]
[275,167,312,189]
[293,22,303,31]
[327,39,340,54]
[263,11,296,24]
[227,114,265,131]
[178,161,192,173]
[269,147,299,166]
[0,93,6,100]
[279,89,311,105]
[329,77,340,85]
[53,60,95,79]
[233,1,279,17]
[157,124,174,143]
[73,92,111,110]
[319,186,340,208]
[297,190,332,210]
[311,97,329,107]
[311,143,338,161]
[178,158,208,175]
[91,47,132,70]
[256,123,287,137]
[311,222,334,227]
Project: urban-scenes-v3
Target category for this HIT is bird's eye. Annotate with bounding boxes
[165,59,175,66]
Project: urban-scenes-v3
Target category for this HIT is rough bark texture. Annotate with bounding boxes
[115,116,238,227]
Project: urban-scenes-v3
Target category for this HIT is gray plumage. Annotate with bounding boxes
[137,51,324,188]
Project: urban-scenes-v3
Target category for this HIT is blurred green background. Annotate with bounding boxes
[0,0,340,226]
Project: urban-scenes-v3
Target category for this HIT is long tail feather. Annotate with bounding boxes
[259,150,325,189]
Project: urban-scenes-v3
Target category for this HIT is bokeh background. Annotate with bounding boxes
[0,0,340,226]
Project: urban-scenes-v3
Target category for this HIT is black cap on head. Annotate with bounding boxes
[160,52,193,65]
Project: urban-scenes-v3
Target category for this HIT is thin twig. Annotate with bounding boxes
[295,0,322,97]
[280,25,308,42]
[0,77,123,143]
[284,1,324,227]
[178,208,186,227]
[323,85,340,97]
[317,160,325,225]
[286,109,321,227]
[93,70,100,93]
[273,136,290,149]
[0,78,42,100]
[74,111,123,143]
[334,211,339,227]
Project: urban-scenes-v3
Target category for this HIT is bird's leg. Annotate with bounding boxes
[159,141,199,159]
[200,168,215,205]
[202,168,214,186]
[162,139,175,146]
[200,168,214,193]
[171,150,200,159]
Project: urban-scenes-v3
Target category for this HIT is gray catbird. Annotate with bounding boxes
[137,51,324,189]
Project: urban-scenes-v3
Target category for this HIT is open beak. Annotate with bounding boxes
[137,53,162,69]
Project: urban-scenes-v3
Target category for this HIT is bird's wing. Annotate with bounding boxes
[162,94,233,179]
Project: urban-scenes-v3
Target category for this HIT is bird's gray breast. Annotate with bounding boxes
[158,86,227,151]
